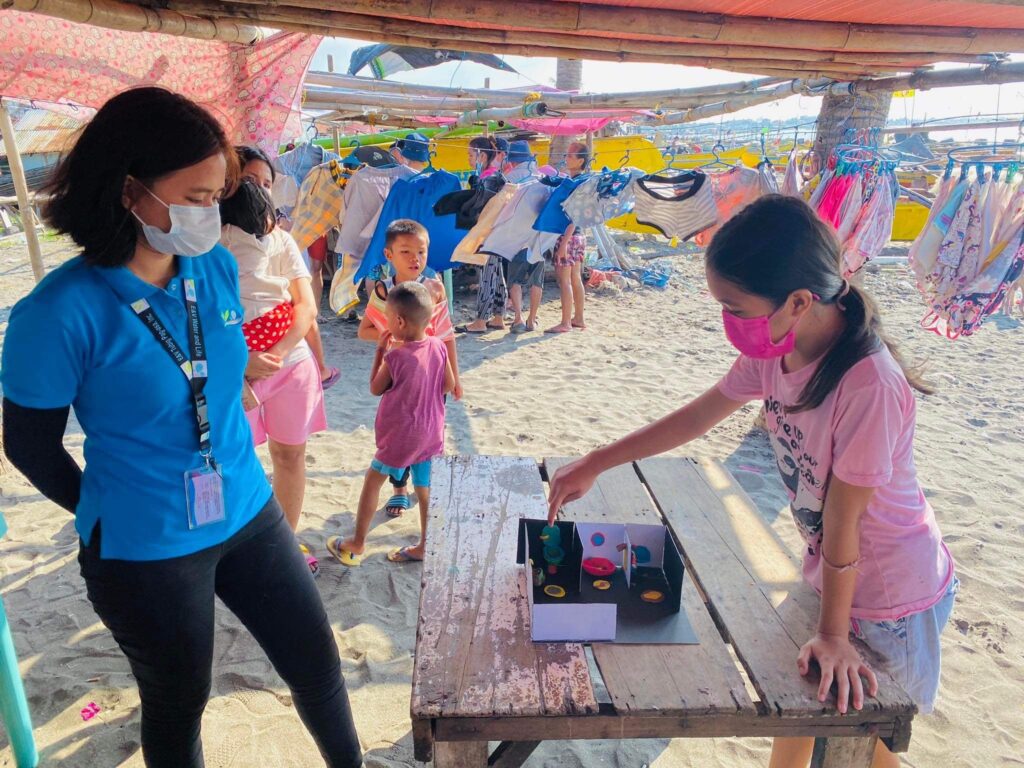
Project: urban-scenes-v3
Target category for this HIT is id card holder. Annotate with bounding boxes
[184,461,226,529]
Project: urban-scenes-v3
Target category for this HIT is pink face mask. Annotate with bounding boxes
[721,295,817,359]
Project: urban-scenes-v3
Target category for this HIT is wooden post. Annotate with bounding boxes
[0,103,45,283]
[327,55,342,156]
[811,736,879,767]
[433,740,488,768]
[549,58,583,169]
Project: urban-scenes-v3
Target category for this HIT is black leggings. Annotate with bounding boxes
[78,498,362,768]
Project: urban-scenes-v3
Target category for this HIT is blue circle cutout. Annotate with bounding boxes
[591,532,605,547]
[634,545,652,564]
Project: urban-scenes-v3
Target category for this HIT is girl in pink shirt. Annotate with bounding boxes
[548,195,954,768]
[327,280,454,567]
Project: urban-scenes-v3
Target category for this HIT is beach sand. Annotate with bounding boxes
[0,234,1021,767]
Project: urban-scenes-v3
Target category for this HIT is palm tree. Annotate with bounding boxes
[549,58,583,169]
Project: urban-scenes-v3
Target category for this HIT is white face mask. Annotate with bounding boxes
[132,185,222,257]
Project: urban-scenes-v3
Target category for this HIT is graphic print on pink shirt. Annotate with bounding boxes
[717,347,953,621]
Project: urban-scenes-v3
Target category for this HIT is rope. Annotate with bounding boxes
[523,92,543,104]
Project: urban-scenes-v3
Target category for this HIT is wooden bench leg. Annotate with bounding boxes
[434,740,488,768]
[489,741,541,768]
[811,736,879,768]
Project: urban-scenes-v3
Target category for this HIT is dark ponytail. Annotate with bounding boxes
[706,195,931,413]
[469,135,499,170]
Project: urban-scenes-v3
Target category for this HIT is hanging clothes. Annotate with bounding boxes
[562,168,644,229]
[275,143,341,188]
[480,180,554,264]
[337,165,415,260]
[693,166,763,247]
[841,173,896,278]
[757,159,779,195]
[451,185,519,266]
[289,160,359,251]
[782,148,804,198]
[356,169,463,281]
[632,171,718,242]
[909,163,1024,337]
[433,172,508,230]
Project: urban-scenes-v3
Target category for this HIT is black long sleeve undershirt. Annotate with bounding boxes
[3,397,81,513]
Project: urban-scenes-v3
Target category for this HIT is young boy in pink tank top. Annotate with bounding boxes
[328,281,454,566]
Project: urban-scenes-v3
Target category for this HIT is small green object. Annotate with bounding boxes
[539,525,562,547]
[543,545,564,566]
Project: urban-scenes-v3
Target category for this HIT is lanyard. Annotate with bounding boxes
[130,278,213,464]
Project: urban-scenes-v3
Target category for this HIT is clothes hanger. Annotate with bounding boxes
[697,142,739,171]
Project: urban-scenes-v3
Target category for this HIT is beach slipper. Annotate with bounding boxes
[526,321,537,332]
[511,322,527,334]
[387,546,424,564]
[486,321,506,330]
[326,536,362,567]
[455,324,487,334]
[385,494,411,518]
[298,544,320,576]
[321,367,341,390]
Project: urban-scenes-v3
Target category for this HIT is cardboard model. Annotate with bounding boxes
[517,518,698,644]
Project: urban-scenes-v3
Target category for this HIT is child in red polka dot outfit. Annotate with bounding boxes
[220,180,312,410]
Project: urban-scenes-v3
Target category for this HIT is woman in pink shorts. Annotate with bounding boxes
[220,178,327,573]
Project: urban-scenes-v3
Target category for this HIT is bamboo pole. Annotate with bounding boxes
[0,104,45,283]
[303,71,793,109]
[4,0,262,44]
[326,55,341,156]
[198,0,1024,54]
[829,61,1024,95]
[650,79,831,126]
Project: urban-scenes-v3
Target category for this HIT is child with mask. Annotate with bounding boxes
[327,281,454,566]
[548,195,955,768]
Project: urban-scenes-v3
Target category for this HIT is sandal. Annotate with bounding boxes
[387,546,424,564]
[455,324,487,334]
[321,367,341,390]
[486,321,505,330]
[385,494,411,518]
[299,544,319,577]
[510,322,527,334]
[326,536,362,567]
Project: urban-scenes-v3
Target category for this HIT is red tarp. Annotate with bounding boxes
[0,11,321,152]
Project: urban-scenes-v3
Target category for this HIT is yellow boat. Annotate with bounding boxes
[430,135,928,241]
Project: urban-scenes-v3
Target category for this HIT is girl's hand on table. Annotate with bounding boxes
[797,633,878,715]
[547,454,600,524]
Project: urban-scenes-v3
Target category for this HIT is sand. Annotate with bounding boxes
[0,232,1021,767]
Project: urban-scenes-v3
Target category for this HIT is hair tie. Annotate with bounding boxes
[835,279,851,310]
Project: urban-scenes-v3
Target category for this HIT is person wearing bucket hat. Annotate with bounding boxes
[504,140,536,183]
[398,132,432,165]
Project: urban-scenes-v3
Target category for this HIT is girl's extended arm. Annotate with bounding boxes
[547,385,746,521]
[443,354,456,395]
[357,313,380,342]
[797,477,879,714]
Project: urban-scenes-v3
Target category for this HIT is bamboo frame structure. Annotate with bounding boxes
[826,61,1024,95]
[158,0,1024,57]
[0,104,45,283]
[4,0,262,44]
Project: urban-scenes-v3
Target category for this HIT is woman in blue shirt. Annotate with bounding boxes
[1,88,362,768]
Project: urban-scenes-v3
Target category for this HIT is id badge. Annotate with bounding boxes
[184,463,226,529]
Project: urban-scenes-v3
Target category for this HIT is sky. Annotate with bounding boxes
[312,38,1024,142]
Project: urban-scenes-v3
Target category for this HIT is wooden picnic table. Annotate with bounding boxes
[411,455,915,768]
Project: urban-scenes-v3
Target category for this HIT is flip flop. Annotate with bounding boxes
[455,324,487,334]
[321,367,341,390]
[510,322,527,334]
[387,546,424,564]
[326,536,362,567]
[298,544,320,576]
[486,322,506,330]
[526,321,537,332]
[385,494,411,518]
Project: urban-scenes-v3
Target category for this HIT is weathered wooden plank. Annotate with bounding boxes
[436,713,900,742]
[412,456,598,719]
[434,740,488,768]
[811,736,878,768]
[637,457,915,722]
[488,741,541,768]
[543,458,755,718]
[413,717,434,763]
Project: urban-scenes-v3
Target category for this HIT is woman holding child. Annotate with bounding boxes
[1,88,361,768]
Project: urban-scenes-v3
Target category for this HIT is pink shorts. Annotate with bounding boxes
[246,356,327,446]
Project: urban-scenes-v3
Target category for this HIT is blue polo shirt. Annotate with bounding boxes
[1,245,271,560]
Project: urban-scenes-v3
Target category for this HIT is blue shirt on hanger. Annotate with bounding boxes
[356,170,463,281]
[533,175,590,234]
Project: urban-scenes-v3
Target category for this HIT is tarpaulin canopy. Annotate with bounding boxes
[412,111,651,135]
[0,10,320,151]
[348,44,519,79]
